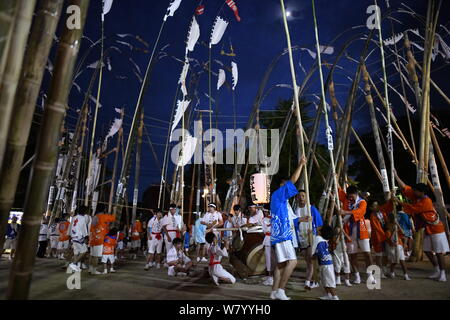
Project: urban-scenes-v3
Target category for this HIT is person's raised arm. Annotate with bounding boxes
[290,156,307,184]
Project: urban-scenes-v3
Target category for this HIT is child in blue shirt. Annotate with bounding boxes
[312,224,339,300]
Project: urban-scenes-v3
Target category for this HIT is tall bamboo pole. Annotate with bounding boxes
[0,0,37,171]
[311,0,349,271]
[131,110,144,224]
[6,0,90,300]
[362,63,390,199]
[0,0,18,81]
[430,127,450,191]
[280,0,312,238]
[0,0,64,252]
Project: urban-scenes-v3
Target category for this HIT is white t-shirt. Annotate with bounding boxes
[148,216,163,234]
[262,216,272,246]
[248,209,264,225]
[232,214,247,227]
[70,214,89,241]
[167,246,191,264]
[201,211,223,227]
[162,213,182,232]
[39,224,49,241]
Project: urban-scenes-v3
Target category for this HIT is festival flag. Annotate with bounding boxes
[164,0,182,21]
[231,62,238,90]
[186,16,200,53]
[225,0,241,22]
[102,0,114,20]
[196,4,205,15]
[217,69,226,90]
[210,16,229,48]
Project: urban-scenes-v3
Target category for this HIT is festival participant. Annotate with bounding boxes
[116,227,126,260]
[162,204,183,254]
[57,215,70,260]
[368,199,391,278]
[145,209,164,270]
[270,156,307,300]
[201,203,223,242]
[396,204,414,258]
[130,216,143,260]
[167,237,193,277]
[102,228,118,274]
[330,212,352,287]
[295,190,323,289]
[223,213,233,250]
[4,215,20,260]
[194,212,207,262]
[205,232,236,286]
[384,213,411,280]
[37,216,49,258]
[89,204,115,275]
[248,204,264,226]
[232,204,247,227]
[312,225,339,300]
[183,225,191,254]
[68,206,90,272]
[262,206,275,286]
[47,218,60,258]
[339,185,374,284]
[395,174,449,282]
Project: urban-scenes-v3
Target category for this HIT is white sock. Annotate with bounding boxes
[305,280,310,287]
[345,279,351,285]
[355,272,360,278]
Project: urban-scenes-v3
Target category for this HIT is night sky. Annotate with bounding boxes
[44,0,450,203]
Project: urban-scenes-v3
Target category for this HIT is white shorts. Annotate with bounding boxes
[57,240,70,250]
[117,241,124,250]
[73,242,88,255]
[209,264,236,284]
[423,232,450,254]
[320,264,336,288]
[274,240,297,263]
[90,245,103,257]
[148,237,163,254]
[387,244,405,263]
[101,254,115,264]
[332,249,351,274]
[4,238,17,250]
[50,236,59,249]
[131,240,141,249]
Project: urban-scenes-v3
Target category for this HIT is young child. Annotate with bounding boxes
[102,228,118,274]
[167,237,193,277]
[146,209,164,269]
[385,213,411,280]
[368,199,391,278]
[116,226,126,260]
[330,213,352,287]
[262,206,274,286]
[205,232,236,286]
[183,226,191,255]
[396,204,413,258]
[223,213,233,250]
[312,225,339,300]
[194,212,207,262]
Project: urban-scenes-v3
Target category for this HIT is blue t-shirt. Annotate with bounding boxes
[194,219,206,244]
[6,223,19,239]
[314,237,333,266]
[397,211,412,237]
[183,231,190,248]
[270,181,298,245]
[310,205,323,235]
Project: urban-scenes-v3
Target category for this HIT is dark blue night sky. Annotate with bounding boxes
[47,0,449,203]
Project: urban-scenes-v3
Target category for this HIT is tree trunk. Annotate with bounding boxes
[6,0,90,300]
[0,0,64,252]
[0,0,18,81]
[0,0,37,171]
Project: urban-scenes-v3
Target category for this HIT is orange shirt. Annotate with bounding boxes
[89,213,116,246]
[131,220,143,241]
[58,221,70,242]
[369,200,393,244]
[339,188,369,240]
[103,235,117,255]
[401,186,444,235]
[385,227,403,246]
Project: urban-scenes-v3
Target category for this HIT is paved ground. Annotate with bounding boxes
[1,253,449,300]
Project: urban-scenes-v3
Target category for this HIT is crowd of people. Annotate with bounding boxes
[2,160,450,300]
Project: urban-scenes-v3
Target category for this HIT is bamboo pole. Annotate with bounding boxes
[0,0,64,252]
[131,110,144,224]
[6,0,90,300]
[280,0,313,239]
[311,0,351,274]
[0,0,18,81]
[430,127,450,191]
[0,0,37,171]
[362,63,390,199]
[108,109,124,213]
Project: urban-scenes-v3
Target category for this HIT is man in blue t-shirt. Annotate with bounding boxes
[270,156,307,300]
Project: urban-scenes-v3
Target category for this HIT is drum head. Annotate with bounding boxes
[246,243,266,275]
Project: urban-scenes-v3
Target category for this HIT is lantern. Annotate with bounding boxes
[250,173,271,204]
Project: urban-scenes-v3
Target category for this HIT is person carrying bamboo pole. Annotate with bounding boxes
[338,185,374,284]
[269,156,306,300]
[394,173,449,282]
